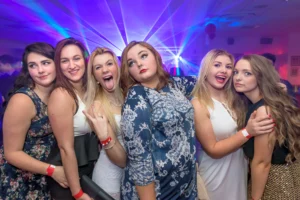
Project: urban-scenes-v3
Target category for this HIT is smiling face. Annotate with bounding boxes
[27,52,56,87]
[92,53,119,93]
[126,44,159,88]
[206,55,233,91]
[59,44,86,85]
[233,59,259,95]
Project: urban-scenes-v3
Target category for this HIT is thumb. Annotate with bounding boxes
[250,110,257,119]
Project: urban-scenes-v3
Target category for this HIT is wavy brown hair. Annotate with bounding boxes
[85,47,123,134]
[233,54,300,163]
[54,37,89,104]
[120,41,170,96]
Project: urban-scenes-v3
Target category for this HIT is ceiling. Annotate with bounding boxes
[0,0,299,60]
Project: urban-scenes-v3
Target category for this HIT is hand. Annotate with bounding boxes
[245,111,275,136]
[51,166,68,188]
[83,105,108,141]
[78,193,92,200]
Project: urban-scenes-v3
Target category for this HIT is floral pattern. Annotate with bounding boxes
[0,87,56,200]
[120,76,197,200]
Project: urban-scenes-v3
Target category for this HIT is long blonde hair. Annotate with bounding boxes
[233,54,300,163]
[191,49,235,109]
[85,47,123,134]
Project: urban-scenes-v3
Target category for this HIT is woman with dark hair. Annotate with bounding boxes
[0,42,67,199]
[120,41,197,199]
[47,38,98,200]
[233,54,300,200]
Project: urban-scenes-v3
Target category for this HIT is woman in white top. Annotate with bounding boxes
[83,47,126,200]
[191,49,275,200]
[47,38,98,200]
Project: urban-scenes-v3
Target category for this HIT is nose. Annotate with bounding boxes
[69,60,76,69]
[136,60,143,68]
[102,65,109,73]
[37,65,45,74]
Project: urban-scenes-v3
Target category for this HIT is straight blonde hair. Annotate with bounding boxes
[85,47,123,134]
[191,49,235,109]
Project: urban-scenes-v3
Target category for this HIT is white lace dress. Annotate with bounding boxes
[92,115,124,200]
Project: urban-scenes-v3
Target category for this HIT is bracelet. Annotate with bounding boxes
[46,165,56,176]
[104,139,116,150]
[101,136,112,146]
[73,189,84,199]
[242,128,252,139]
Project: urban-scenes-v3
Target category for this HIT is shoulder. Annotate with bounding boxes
[6,93,35,116]
[127,85,147,98]
[49,87,75,108]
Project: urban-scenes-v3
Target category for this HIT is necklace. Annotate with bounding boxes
[109,99,122,107]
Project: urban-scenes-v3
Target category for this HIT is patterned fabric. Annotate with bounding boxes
[0,87,56,200]
[120,76,197,200]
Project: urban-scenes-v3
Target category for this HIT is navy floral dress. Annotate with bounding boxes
[120,77,197,200]
[0,87,56,200]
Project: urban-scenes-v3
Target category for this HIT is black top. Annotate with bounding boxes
[243,99,290,164]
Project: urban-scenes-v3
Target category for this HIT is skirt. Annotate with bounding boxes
[248,160,300,200]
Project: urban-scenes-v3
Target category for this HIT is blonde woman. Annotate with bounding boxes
[83,47,126,200]
[191,49,274,200]
[233,55,300,200]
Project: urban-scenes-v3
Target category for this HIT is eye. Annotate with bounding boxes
[107,62,113,66]
[42,61,51,65]
[226,65,233,69]
[28,63,37,68]
[233,70,238,75]
[95,65,102,70]
[74,56,81,61]
[245,72,252,76]
[214,63,221,67]
[128,60,134,67]
[61,59,68,64]
[141,54,148,59]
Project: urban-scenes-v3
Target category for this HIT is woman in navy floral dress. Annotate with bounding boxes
[0,43,67,199]
[120,41,197,200]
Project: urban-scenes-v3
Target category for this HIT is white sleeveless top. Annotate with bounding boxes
[73,95,91,137]
[198,98,248,200]
[92,115,124,200]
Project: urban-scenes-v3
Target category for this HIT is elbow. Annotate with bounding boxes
[251,159,271,170]
[205,151,224,159]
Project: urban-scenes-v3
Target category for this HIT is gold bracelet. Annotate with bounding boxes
[104,139,116,150]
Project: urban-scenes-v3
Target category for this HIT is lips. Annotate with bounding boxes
[140,69,147,74]
[38,75,48,80]
[234,83,243,87]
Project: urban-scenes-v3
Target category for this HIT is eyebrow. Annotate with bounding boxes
[27,59,51,64]
[106,59,113,64]
[138,50,147,55]
[60,55,81,59]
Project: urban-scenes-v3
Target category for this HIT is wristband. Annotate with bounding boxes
[46,165,56,176]
[73,189,84,199]
[242,128,252,139]
[101,136,112,146]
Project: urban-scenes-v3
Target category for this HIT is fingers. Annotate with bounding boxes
[59,182,69,188]
[255,114,272,123]
[82,110,92,120]
[257,124,275,132]
[257,118,274,127]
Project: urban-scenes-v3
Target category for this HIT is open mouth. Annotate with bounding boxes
[102,75,115,90]
[216,76,226,83]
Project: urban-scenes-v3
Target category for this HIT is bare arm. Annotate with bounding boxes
[83,103,126,168]
[136,183,156,200]
[48,88,83,196]
[192,99,273,159]
[251,106,275,200]
[3,94,68,187]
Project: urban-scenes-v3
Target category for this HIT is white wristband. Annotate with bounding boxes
[242,128,252,139]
